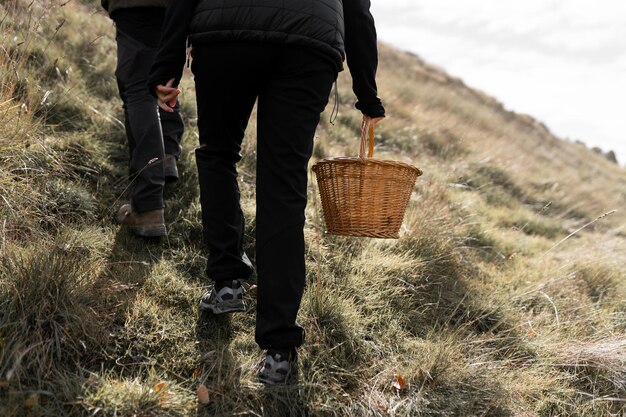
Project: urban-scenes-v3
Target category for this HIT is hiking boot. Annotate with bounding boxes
[117,204,167,237]
[164,154,179,183]
[258,348,298,385]
[199,280,246,314]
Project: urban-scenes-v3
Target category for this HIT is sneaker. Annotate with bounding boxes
[199,280,246,314]
[258,348,298,385]
[164,154,179,183]
[117,204,167,237]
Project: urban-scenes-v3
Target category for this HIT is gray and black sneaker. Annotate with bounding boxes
[199,280,245,314]
[258,348,298,385]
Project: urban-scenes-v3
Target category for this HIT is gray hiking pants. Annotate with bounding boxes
[114,13,183,212]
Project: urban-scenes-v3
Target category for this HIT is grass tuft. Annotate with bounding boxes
[0,241,106,386]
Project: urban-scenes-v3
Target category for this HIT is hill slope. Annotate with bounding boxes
[1,1,624,416]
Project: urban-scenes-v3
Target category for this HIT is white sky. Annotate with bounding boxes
[371,0,626,165]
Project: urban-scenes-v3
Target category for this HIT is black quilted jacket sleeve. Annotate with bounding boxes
[343,0,385,118]
[148,0,196,94]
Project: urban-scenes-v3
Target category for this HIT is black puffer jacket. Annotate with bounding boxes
[149,0,384,117]
[189,0,345,67]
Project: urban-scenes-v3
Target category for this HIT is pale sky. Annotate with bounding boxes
[371,0,626,165]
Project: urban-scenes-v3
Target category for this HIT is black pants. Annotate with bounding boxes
[192,43,337,349]
[114,11,184,212]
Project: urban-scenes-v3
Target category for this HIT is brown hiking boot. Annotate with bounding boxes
[117,204,167,237]
[164,154,179,183]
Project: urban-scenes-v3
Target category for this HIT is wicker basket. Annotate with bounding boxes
[312,121,422,238]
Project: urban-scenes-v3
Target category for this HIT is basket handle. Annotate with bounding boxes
[359,117,375,160]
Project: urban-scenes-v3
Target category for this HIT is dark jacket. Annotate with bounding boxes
[149,0,384,117]
[189,0,345,68]
[101,0,167,17]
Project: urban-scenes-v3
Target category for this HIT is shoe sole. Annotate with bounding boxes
[258,372,297,385]
[199,298,246,314]
[127,224,167,237]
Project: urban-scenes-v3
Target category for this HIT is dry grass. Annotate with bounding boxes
[0,1,624,416]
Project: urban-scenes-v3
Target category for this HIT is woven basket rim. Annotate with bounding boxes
[312,156,422,175]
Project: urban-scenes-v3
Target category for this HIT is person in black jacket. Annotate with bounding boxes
[149,0,385,384]
[101,0,184,237]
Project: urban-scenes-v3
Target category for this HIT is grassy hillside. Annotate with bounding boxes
[1,1,624,416]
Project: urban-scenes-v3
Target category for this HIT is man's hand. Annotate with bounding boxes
[362,115,385,131]
[155,78,181,113]
[360,115,385,157]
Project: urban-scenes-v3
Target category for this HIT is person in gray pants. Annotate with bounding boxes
[101,1,184,237]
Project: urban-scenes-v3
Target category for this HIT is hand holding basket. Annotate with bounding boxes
[312,119,422,238]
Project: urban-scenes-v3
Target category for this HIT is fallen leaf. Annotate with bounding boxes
[193,368,202,379]
[152,381,167,393]
[197,383,210,405]
[24,393,38,409]
[392,373,407,390]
